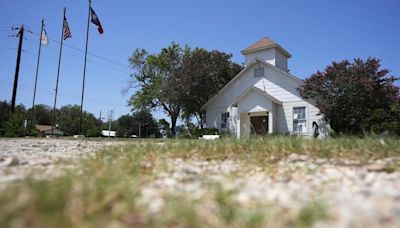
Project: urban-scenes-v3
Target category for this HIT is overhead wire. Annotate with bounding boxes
[21,47,129,84]
[0,36,17,50]
[1,25,133,110]
[28,31,131,70]
[23,36,132,80]
[0,81,127,107]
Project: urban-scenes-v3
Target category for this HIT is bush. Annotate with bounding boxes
[298,58,400,135]
[177,129,192,139]
[86,127,101,137]
[4,113,26,137]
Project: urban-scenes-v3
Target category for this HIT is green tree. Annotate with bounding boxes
[4,112,26,137]
[180,48,242,128]
[116,110,160,138]
[128,43,186,137]
[57,105,101,136]
[1,103,29,137]
[133,109,160,138]
[0,101,11,136]
[115,114,134,136]
[298,58,400,135]
[28,104,52,125]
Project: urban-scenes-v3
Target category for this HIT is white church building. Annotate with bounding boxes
[202,38,329,138]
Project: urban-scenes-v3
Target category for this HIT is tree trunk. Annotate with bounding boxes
[170,115,178,138]
[199,114,204,129]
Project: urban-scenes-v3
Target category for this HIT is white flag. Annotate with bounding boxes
[41,29,48,45]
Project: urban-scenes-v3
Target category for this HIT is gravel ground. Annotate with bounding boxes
[139,156,400,227]
[1,139,400,227]
[0,138,126,182]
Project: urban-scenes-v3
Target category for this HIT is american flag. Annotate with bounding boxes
[63,16,72,40]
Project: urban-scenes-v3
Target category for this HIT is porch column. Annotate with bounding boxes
[237,114,241,138]
[268,111,273,134]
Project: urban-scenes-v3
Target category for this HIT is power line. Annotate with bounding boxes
[0,37,17,50]
[0,81,127,107]
[21,48,129,83]
[28,31,130,70]
[23,36,131,76]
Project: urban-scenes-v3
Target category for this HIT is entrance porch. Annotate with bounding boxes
[238,111,273,138]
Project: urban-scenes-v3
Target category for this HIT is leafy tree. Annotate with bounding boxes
[298,58,400,134]
[116,110,160,137]
[128,43,186,137]
[2,103,27,137]
[57,105,101,136]
[4,112,26,137]
[133,109,160,138]
[83,114,101,137]
[180,48,242,127]
[29,104,52,125]
[0,101,11,136]
[116,114,135,136]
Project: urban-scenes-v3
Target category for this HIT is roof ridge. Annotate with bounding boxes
[241,37,291,58]
[241,37,277,53]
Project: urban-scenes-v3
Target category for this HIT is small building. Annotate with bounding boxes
[35,125,64,136]
[202,37,329,138]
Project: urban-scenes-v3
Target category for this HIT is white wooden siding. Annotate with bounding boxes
[244,49,275,66]
[237,90,273,113]
[274,50,288,72]
[275,101,327,137]
[205,52,329,138]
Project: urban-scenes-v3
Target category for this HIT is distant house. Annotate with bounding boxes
[35,125,64,136]
[202,38,329,138]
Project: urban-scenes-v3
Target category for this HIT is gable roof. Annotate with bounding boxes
[36,125,53,132]
[229,86,282,107]
[201,58,302,110]
[241,37,292,58]
[35,125,62,132]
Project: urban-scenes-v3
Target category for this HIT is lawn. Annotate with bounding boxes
[0,136,399,227]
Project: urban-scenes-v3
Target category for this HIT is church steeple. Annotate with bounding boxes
[241,37,291,72]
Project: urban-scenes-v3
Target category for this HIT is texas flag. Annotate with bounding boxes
[90,7,103,34]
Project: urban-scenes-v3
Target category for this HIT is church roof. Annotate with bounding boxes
[241,37,291,58]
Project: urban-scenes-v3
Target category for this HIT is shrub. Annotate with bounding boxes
[4,113,26,137]
[192,128,219,138]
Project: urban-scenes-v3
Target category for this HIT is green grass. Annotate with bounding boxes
[295,201,329,228]
[0,136,399,227]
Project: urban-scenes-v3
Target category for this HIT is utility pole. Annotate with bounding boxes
[11,25,24,113]
[108,110,113,138]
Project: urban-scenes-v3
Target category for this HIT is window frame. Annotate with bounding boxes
[293,106,307,134]
[221,112,230,129]
[254,67,265,78]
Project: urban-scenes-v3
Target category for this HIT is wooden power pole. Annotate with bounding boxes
[11,25,24,113]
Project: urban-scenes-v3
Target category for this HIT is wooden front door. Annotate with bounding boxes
[250,115,269,135]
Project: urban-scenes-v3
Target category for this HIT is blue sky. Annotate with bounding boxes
[1,0,399,121]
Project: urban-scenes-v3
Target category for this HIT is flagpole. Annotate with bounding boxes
[30,18,44,135]
[52,8,66,136]
[79,0,92,135]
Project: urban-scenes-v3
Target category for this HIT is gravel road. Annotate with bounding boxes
[1,139,399,227]
[0,138,126,182]
[138,155,400,227]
